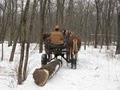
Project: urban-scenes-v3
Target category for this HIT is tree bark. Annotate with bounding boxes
[94,0,101,48]
[33,59,62,86]
[105,0,112,50]
[18,0,30,85]
[66,0,74,30]
[56,0,65,27]
[23,0,37,81]
[116,7,120,54]
[39,0,47,53]
[1,0,7,61]
[84,0,90,50]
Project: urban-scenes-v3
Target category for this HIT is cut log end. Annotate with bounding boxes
[33,59,62,86]
[33,69,49,86]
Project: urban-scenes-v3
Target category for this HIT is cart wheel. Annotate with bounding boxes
[48,54,52,61]
[41,54,48,66]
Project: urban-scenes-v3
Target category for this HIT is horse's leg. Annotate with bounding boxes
[66,48,71,67]
[73,53,77,69]
[68,47,71,58]
[66,53,70,66]
[71,39,78,69]
[71,53,74,69]
[72,52,78,69]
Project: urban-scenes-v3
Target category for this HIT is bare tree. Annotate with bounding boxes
[39,0,47,53]
[100,0,106,49]
[94,0,101,48]
[84,0,90,50]
[8,0,18,46]
[9,0,24,62]
[105,0,112,50]
[23,0,37,81]
[1,0,7,60]
[65,0,74,30]
[56,0,65,27]
[46,0,52,31]
[116,0,120,54]
[17,0,30,84]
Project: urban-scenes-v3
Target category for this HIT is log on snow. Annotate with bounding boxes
[33,59,62,86]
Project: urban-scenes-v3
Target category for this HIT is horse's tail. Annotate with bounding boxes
[72,39,78,54]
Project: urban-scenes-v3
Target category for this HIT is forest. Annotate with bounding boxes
[0,0,120,86]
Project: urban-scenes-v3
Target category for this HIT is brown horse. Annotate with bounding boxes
[65,30,81,68]
[68,35,81,53]
[43,33,50,42]
[65,30,81,53]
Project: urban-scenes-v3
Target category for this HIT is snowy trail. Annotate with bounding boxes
[0,44,120,90]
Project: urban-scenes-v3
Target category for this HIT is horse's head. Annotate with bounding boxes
[43,33,50,42]
[65,30,72,37]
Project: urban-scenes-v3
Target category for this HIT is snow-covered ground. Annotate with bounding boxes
[0,42,120,90]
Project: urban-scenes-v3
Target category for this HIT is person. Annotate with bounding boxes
[50,25,64,46]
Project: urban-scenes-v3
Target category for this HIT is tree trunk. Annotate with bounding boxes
[66,0,74,30]
[84,0,90,50]
[23,0,37,81]
[18,0,30,85]
[9,0,28,61]
[56,0,60,25]
[105,0,112,50]
[19,0,24,43]
[1,0,7,61]
[39,0,47,53]
[33,59,62,86]
[94,0,101,48]
[100,11,105,49]
[18,42,25,84]
[56,0,65,27]
[8,0,12,46]
[116,9,120,54]
[47,0,53,31]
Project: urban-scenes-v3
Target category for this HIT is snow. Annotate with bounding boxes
[0,42,120,90]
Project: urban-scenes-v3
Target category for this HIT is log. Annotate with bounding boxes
[33,59,62,86]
